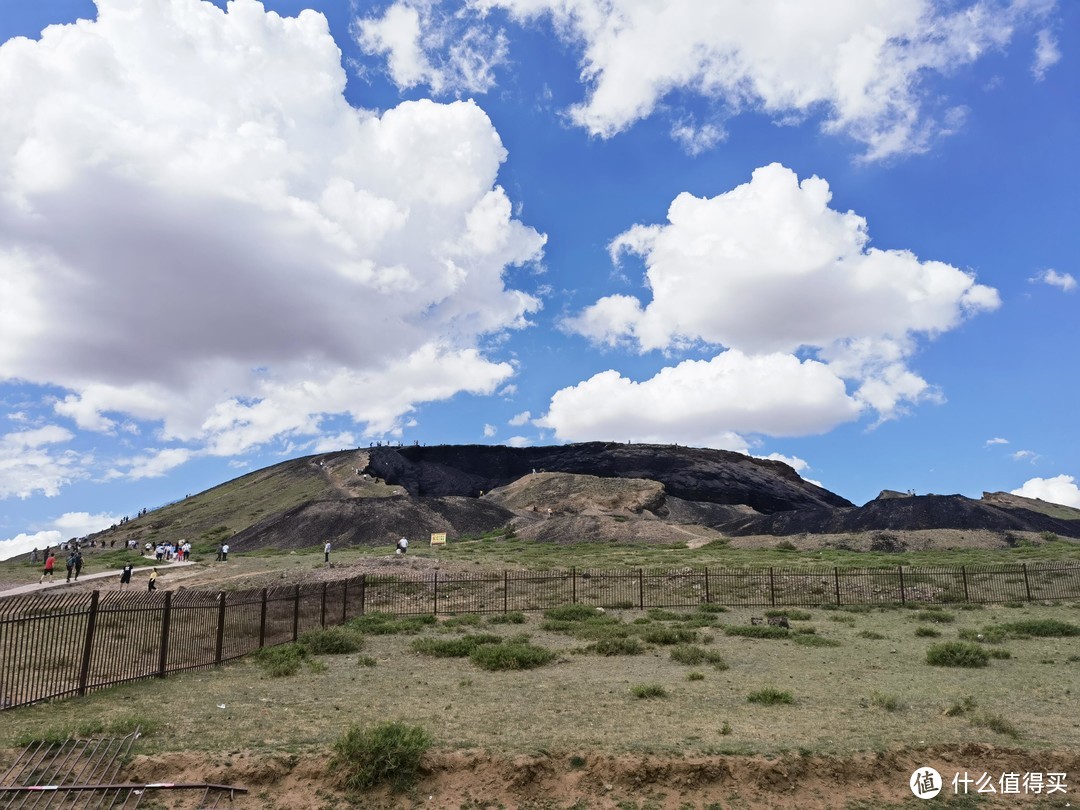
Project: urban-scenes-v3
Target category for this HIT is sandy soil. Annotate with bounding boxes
[113,744,1080,808]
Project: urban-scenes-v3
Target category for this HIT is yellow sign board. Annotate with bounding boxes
[430,532,447,546]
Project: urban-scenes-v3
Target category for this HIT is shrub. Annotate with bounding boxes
[348,612,436,635]
[996,619,1080,637]
[747,688,793,705]
[944,696,977,717]
[987,648,1012,660]
[589,637,644,656]
[299,627,364,655]
[329,722,431,791]
[765,609,812,621]
[725,625,789,639]
[972,712,1021,739]
[640,626,699,645]
[958,627,1008,644]
[544,604,604,621]
[412,634,501,657]
[669,645,728,669]
[915,627,941,638]
[488,611,526,625]
[926,642,990,668]
[646,608,683,621]
[686,671,705,681]
[794,625,817,634]
[870,692,904,712]
[858,631,887,640]
[253,643,308,677]
[630,683,667,699]
[357,656,377,667]
[470,641,556,671]
[697,603,728,614]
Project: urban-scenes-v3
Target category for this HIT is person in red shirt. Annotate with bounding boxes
[39,552,56,584]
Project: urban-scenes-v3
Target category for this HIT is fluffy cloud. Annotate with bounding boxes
[553,164,998,439]
[356,0,508,94]
[1033,29,1061,80]
[0,0,544,467]
[0,511,120,561]
[0,426,84,498]
[1012,475,1080,508]
[1029,269,1077,291]
[508,410,531,426]
[470,0,1054,159]
[539,351,861,447]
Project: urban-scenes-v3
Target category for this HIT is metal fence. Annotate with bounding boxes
[3,562,1078,711]
[0,576,367,711]
[363,561,1080,615]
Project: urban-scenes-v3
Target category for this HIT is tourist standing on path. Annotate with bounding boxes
[324,541,331,565]
[216,543,223,561]
[148,568,158,591]
[221,543,229,561]
[73,550,83,581]
[39,552,56,584]
[65,551,77,583]
[120,563,133,587]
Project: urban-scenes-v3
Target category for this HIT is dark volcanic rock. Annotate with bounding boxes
[719,494,1080,538]
[229,496,517,551]
[363,443,852,514]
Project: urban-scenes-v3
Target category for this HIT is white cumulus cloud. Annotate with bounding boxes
[1029,269,1077,291]
[0,0,545,471]
[0,510,120,561]
[539,351,861,447]
[0,426,85,499]
[1012,475,1080,508]
[470,0,1054,159]
[508,410,531,426]
[1032,29,1061,80]
[553,164,998,441]
[356,0,509,94]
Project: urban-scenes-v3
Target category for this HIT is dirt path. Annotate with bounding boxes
[122,744,1080,809]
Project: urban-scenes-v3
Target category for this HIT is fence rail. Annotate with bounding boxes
[2,562,1078,710]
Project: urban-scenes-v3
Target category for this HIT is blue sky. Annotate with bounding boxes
[1,0,1078,559]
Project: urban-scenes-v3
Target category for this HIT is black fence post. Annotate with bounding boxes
[292,585,301,641]
[158,591,173,678]
[77,591,100,697]
[433,571,439,615]
[833,568,841,606]
[503,571,509,614]
[259,588,268,649]
[703,567,710,604]
[571,567,577,604]
[341,579,348,624]
[961,566,970,603]
[359,574,366,616]
[768,568,776,607]
[1022,563,1033,603]
[215,592,227,664]
[898,566,906,605]
[638,569,644,610]
[320,582,328,628]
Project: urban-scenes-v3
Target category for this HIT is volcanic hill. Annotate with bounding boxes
[78,442,1080,555]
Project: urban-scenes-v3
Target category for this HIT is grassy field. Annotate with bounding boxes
[4,598,1079,757]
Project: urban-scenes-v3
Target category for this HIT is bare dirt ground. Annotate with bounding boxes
[121,744,1080,808]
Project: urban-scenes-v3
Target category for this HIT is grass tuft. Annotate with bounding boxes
[299,627,364,655]
[469,641,556,671]
[669,645,728,669]
[725,625,789,640]
[329,721,431,791]
[630,683,667,699]
[747,688,794,705]
[926,641,990,668]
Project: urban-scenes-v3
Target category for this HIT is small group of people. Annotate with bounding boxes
[215,542,230,561]
[149,541,190,562]
[37,549,84,584]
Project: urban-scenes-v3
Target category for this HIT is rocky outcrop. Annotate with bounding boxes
[363,442,852,514]
[718,494,1080,538]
